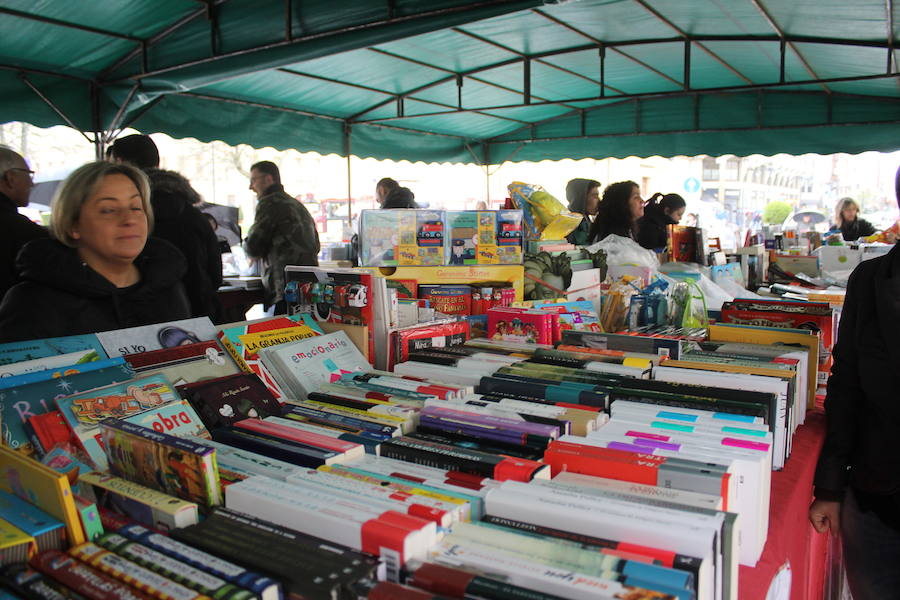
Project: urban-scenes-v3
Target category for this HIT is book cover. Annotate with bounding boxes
[0,356,127,392]
[123,400,210,441]
[78,472,199,532]
[0,334,107,368]
[177,373,279,431]
[99,420,221,507]
[0,349,102,379]
[385,279,418,300]
[0,445,85,546]
[258,331,369,400]
[487,308,553,345]
[73,495,103,542]
[56,374,182,470]
[0,359,134,453]
[96,318,218,357]
[416,285,472,316]
[125,341,240,388]
[391,321,470,370]
[24,411,75,457]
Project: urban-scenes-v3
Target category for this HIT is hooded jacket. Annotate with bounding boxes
[637,207,677,251]
[0,191,47,302]
[382,187,417,209]
[565,178,599,246]
[145,168,223,323]
[814,243,900,527]
[0,237,191,343]
[245,184,320,308]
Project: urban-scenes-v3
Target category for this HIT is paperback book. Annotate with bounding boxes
[177,373,280,430]
[97,317,218,357]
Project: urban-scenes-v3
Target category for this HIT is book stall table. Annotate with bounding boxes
[738,409,828,600]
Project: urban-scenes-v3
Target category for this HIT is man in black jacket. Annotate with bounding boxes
[110,135,223,323]
[0,146,46,302]
[809,169,900,599]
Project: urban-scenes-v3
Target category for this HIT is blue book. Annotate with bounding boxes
[0,334,107,367]
[116,523,283,600]
[0,360,134,452]
[0,491,65,551]
[0,356,127,391]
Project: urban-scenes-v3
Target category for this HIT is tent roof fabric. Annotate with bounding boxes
[1,0,898,163]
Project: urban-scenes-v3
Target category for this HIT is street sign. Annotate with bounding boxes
[683,177,700,193]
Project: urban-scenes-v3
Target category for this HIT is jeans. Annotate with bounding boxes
[841,488,900,600]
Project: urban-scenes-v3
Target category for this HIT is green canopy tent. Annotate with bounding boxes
[1,0,899,165]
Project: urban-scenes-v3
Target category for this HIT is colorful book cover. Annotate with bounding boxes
[446,210,523,266]
[0,490,65,551]
[0,445,85,546]
[100,420,221,507]
[259,331,369,400]
[0,356,127,391]
[177,373,280,431]
[359,209,446,266]
[56,374,181,470]
[391,321,470,369]
[24,410,76,457]
[0,334,107,368]
[73,496,104,542]
[487,308,553,345]
[125,341,240,388]
[96,317,218,357]
[123,400,210,441]
[417,284,473,316]
[0,517,35,564]
[0,359,134,453]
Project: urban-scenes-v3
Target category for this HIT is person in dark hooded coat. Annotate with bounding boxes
[564,178,600,246]
[637,192,686,251]
[381,186,418,209]
[0,162,191,343]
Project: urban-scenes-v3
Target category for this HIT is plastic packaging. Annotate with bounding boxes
[508,182,582,241]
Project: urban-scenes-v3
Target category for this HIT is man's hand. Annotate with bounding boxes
[809,499,841,535]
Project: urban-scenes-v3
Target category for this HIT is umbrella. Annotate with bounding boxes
[789,209,828,225]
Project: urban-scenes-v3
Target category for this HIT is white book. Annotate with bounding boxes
[189,436,308,481]
[392,361,490,387]
[611,399,767,427]
[652,366,788,469]
[97,317,217,356]
[552,471,723,510]
[225,475,429,563]
[285,467,463,528]
[258,330,369,400]
[483,482,720,600]
[427,538,671,600]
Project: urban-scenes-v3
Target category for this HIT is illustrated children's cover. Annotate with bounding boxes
[359,209,446,267]
[96,317,218,357]
[0,334,107,367]
[100,419,221,507]
[125,340,240,387]
[487,308,554,345]
[0,358,134,454]
[123,399,210,441]
[56,374,182,470]
[177,373,280,430]
[445,210,523,266]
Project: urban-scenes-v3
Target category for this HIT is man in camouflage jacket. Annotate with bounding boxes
[245,161,319,313]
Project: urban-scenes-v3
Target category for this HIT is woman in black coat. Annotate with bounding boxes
[588,180,645,243]
[637,192,686,251]
[833,197,876,242]
[0,162,191,343]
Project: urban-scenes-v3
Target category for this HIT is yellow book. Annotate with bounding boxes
[290,400,415,433]
[707,323,819,409]
[0,445,85,546]
[0,517,36,565]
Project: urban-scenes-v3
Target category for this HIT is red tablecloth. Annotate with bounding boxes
[738,410,828,600]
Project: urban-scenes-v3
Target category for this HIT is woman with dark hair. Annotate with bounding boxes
[833,197,875,242]
[564,178,601,246]
[637,192,687,251]
[589,181,644,244]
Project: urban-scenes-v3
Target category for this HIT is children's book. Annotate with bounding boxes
[0,490,65,552]
[0,334,107,367]
[0,349,102,379]
[177,373,280,431]
[0,356,126,392]
[417,284,473,316]
[0,445,85,546]
[96,317,218,357]
[0,517,35,565]
[124,341,240,387]
[123,399,210,441]
[258,331,370,401]
[56,374,181,470]
[487,308,554,345]
[100,419,221,508]
[217,315,323,402]
[0,359,134,454]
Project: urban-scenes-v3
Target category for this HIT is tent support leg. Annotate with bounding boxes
[344,123,352,224]
[18,73,96,148]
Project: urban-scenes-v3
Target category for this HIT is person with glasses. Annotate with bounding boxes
[0,146,46,302]
[0,161,190,343]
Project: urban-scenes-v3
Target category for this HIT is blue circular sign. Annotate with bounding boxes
[684,177,700,193]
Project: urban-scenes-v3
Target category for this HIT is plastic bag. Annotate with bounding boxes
[508,182,582,241]
[586,235,659,270]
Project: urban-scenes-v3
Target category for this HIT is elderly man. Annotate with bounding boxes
[0,146,46,302]
[245,161,319,315]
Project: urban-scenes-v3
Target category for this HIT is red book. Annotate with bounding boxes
[390,321,470,369]
[233,417,364,457]
[25,410,76,456]
[31,550,155,600]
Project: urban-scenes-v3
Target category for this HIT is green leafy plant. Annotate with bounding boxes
[763,201,792,225]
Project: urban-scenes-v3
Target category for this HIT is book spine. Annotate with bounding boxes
[100,420,215,456]
[279,412,392,442]
[69,543,211,600]
[32,550,159,600]
[0,563,76,600]
[78,473,199,532]
[115,526,279,600]
[215,334,250,373]
[233,418,362,455]
[420,405,559,438]
[210,428,337,468]
[94,534,255,600]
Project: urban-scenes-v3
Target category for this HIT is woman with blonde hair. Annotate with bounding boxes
[834,197,876,242]
[0,161,190,342]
